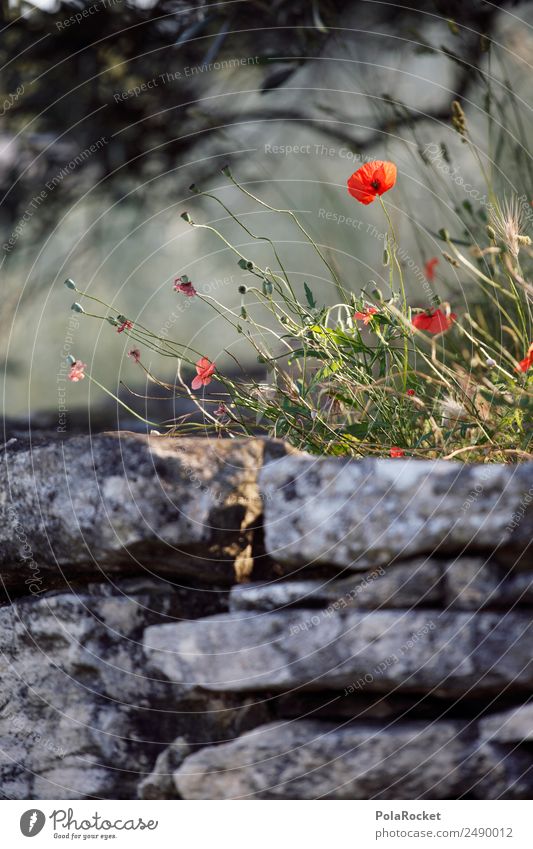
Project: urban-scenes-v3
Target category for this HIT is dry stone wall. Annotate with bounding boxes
[0,433,532,799]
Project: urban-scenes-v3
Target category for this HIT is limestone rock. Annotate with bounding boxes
[444,559,533,609]
[0,578,225,799]
[174,719,477,799]
[144,609,533,696]
[0,433,291,589]
[137,737,190,799]
[480,705,533,743]
[230,557,533,613]
[230,559,442,612]
[259,456,533,569]
[2,433,533,801]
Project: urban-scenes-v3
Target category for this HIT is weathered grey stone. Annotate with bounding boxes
[144,609,533,696]
[230,560,442,613]
[230,579,326,612]
[231,557,533,614]
[137,737,190,799]
[480,705,533,743]
[259,456,533,569]
[476,742,533,799]
[0,433,292,588]
[444,558,505,609]
[0,579,227,799]
[444,559,533,609]
[2,433,533,801]
[174,719,478,799]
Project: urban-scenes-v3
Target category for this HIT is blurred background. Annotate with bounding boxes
[1,0,532,432]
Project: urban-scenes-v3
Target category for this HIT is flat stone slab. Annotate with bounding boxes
[259,456,533,569]
[174,719,530,799]
[229,559,442,612]
[144,609,533,696]
[443,558,533,609]
[480,704,533,743]
[0,433,291,588]
[230,558,533,613]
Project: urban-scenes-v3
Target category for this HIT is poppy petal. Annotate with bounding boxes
[347,160,397,204]
[196,356,211,373]
[376,161,397,194]
[347,174,376,204]
[412,309,455,335]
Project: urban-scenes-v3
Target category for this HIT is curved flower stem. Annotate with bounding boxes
[183,220,296,313]
[224,171,349,302]
[70,284,211,363]
[379,196,408,390]
[84,371,162,428]
[191,189,298,303]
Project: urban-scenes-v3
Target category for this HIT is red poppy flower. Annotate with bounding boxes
[68,360,87,382]
[128,348,141,363]
[407,388,416,397]
[516,343,533,373]
[390,446,405,458]
[412,308,456,335]
[191,356,215,390]
[214,402,228,418]
[424,257,439,281]
[174,276,197,297]
[347,160,397,205]
[354,306,379,325]
[117,319,133,333]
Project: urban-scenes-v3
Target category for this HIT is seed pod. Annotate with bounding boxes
[451,100,467,136]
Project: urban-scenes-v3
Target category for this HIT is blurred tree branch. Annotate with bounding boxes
[0,0,523,265]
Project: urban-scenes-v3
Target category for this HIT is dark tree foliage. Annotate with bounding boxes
[0,0,522,243]
[0,1,345,233]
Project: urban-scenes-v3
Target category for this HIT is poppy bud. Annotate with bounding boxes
[181,212,193,224]
[382,248,390,266]
[64,278,77,290]
[221,165,232,177]
[238,285,247,294]
[71,302,85,313]
[189,183,200,194]
[67,354,76,365]
[238,258,254,271]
